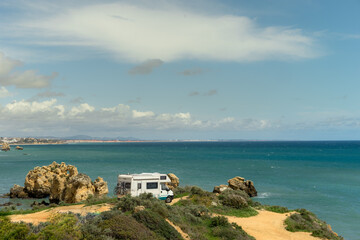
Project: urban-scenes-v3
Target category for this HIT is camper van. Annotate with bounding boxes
[116,173,174,203]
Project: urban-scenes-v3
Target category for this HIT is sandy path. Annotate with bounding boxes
[166,219,191,240]
[10,204,112,225]
[224,210,321,240]
[168,196,189,205]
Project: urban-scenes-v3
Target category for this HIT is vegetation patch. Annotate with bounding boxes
[285,209,344,240]
[263,205,291,213]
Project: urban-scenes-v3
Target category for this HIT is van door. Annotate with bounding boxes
[159,183,170,200]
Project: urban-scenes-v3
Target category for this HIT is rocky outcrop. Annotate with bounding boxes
[93,177,109,196]
[1,143,10,151]
[228,177,257,197]
[166,173,179,190]
[10,184,29,198]
[213,176,257,197]
[10,161,108,203]
[24,161,78,198]
[213,184,230,194]
[15,146,23,150]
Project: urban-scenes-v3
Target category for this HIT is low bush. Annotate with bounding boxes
[0,217,35,240]
[209,216,229,227]
[133,209,182,240]
[36,213,83,240]
[285,209,344,240]
[99,214,158,240]
[263,205,290,213]
[219,189,252,209]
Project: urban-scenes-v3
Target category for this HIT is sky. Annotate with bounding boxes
[0,0,359,140]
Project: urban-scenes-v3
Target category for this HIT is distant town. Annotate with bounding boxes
[0,136,221,145]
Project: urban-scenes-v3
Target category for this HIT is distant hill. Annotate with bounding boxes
[62,135,140,141]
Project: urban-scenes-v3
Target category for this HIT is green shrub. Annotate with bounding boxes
[133,210,182,240]
[209,216,229,227]
[219,190,252,209]
[285,209,344,240]
[0,218,35,240]
[36,213,82,240]
[99,214,158,240]
[264,205,290,213]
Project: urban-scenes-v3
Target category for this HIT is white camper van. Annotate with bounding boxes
[116,173,174,203]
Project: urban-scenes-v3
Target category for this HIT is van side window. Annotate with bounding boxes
[146,182,158,189]
[160,176,167,180]
[138,183,142,190]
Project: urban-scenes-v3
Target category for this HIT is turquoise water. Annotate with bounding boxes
[0,141,359,239]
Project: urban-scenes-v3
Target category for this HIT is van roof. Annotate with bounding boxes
[118,172,170,181]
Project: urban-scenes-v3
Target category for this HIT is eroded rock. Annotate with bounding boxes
[166,173,179,190]
[228,176,257,197]
[24,161,78,198]
[10,184,29,198]
[10,161,108,203]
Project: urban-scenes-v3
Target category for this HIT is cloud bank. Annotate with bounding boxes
[0,52,57,88]
[9,1,318,62]
[0,99,271,136]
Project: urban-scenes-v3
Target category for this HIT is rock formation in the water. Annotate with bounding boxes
[10,161,108,203]
[213,176,257,197]
[15,146,23,150]
[1,143,10,151]
[9,184,29,198]
[166,173,179,190]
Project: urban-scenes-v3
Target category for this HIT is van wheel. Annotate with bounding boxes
[165,196,172,203]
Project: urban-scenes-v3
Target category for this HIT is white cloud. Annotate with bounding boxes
[0,99,273,136]
[0,87,12,98]
[9,2,318,62]
[0,52,57,88]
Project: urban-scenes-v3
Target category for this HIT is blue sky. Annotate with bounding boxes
[0,0,359,140]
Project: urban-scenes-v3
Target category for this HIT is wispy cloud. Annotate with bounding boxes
[128,59,163,75]
[127,97,141,104]
[70,97,84,104]
[0,52,57,88]
[0,87,12,98]
[189,89,218,97]
[179,68,204,76]
[1,1,319,62]
[28,90,65,101]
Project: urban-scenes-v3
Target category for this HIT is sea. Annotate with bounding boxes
[0,141,359,239]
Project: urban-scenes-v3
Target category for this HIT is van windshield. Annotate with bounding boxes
[161,183,170,191]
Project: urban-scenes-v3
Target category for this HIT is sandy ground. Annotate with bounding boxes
[224,210,321,240]
[10,204,112,225]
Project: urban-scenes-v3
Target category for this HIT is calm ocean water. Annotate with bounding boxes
[0,141,359,239]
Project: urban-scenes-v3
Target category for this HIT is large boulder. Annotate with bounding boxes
[11,161,108,203]
[1,143,10,151]
[228,176,257,197]
[166,173,179,190]
[10,184,29,198]
[24,161,78,198]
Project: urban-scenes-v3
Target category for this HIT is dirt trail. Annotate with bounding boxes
[224,210,321,240]
[168,196,189,205]
[166,219,190,240]
[10,204,112,225]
